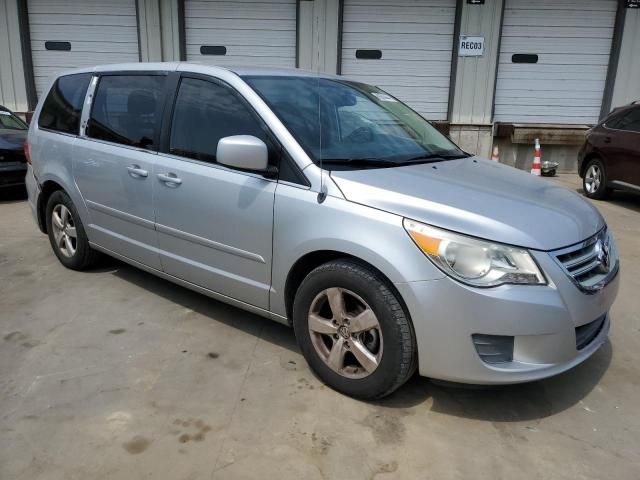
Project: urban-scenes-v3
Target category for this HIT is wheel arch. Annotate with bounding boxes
[283,250,411,328]
[37,180,66,234]
[580,153,605,178]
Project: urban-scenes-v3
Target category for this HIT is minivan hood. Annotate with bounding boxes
[330,157,604,251]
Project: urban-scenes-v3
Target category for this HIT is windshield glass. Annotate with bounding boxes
[0,111,28,130]
[243,75,465,168]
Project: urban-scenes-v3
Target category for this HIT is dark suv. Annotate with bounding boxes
[578,102,640,199]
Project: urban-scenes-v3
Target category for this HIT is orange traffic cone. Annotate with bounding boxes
[491,145,499,162]
[530,138,541,176]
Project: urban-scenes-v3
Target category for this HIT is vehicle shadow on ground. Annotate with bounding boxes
[108,259,613,423]
[576,187,640,213]
[378,340,612,422]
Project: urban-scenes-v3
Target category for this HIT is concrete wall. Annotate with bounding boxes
[0,0,29,113]
[298,0,340,74]
[611,7,640,109]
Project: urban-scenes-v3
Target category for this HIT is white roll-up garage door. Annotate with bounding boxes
[28,0,140,98]
[184,0,297,68]
[494,0,617,124]
[340,0,456,121]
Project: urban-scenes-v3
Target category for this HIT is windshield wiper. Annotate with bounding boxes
[320,158,399,168]
[401,152,470,163]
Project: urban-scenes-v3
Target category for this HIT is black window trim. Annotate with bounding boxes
[159,71,310,187]
[37,72,93,138]
[84,70,170,153]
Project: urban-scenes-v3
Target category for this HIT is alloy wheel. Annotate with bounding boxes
[585,164,601,194]
[308,287,383,379]
[51,204,77,258]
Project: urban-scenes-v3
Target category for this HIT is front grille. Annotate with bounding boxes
[576,315,606,350]
[554,229,618,293]
[472,334,514,364]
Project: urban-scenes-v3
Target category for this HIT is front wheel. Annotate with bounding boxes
[583,158,611,200]
[292,259,417,399]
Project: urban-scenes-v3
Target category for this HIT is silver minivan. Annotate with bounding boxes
[26,63,619,399]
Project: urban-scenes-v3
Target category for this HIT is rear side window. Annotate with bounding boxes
[169,77,272,163]
[87,75,165,150]
[38,73,91,134]
[607,108,640,133]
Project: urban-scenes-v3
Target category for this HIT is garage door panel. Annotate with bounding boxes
[188,2,295,20]
[342,33,453,51]
[186,30,294,47]
[184,0,296,68]
[32,51,139,65]
[342,22,453,35]
[185,45,294,59]
[494,0,617,124]
[185,18,295,31]
[28,3,134,15]
[505,0,616,11]
[343,48,453,62]
[28,0,140,98]
[495,95,604,108]
[342,61,451,77]
[502,26,614,39]
[30,25,138,42]
[363,76,451,89]
[29,13,137,27]
[341,0,455,120]
[499,38,613,55]
[31,41,140,54]
[498,54,611,67]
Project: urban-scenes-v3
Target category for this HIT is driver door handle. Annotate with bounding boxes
[127,165,148,178]
[157,172,182,186]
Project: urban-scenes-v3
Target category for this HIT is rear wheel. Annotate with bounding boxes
[46,190,101,270]
[583,158,611,200]
[293,259,417,399]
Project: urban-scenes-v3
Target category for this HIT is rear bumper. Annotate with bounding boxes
[396,252,619,384]
[0,162,27,188]
[25,165,43,230]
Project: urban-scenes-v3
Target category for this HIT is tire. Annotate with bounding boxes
[45,190,101,270]
[582,158,611,200]
[292,259,417,399]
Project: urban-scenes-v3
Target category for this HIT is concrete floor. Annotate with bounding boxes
[1,175,639,480]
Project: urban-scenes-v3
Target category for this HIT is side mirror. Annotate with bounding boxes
[217,135,268,172]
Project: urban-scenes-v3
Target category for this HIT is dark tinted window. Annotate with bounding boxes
[88,75,165,150]
[617,108,640,133]
[170,78,272,163]
[607,107,640,132]
[38,73,91,134]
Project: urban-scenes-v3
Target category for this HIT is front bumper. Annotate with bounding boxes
[396,248,619,384]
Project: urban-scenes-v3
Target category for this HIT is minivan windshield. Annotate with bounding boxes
[244,75,467,169]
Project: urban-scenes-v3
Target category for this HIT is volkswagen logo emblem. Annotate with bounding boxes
[594,238,611,273]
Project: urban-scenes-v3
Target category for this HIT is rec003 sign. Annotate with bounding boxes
[458,36,484,57]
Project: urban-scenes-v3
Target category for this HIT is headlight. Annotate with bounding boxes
[403,219,546,287]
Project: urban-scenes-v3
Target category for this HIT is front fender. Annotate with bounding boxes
[270,184,445,317]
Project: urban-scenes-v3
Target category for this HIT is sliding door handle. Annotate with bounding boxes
[127,165,148,178]
[157,172,182,186]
